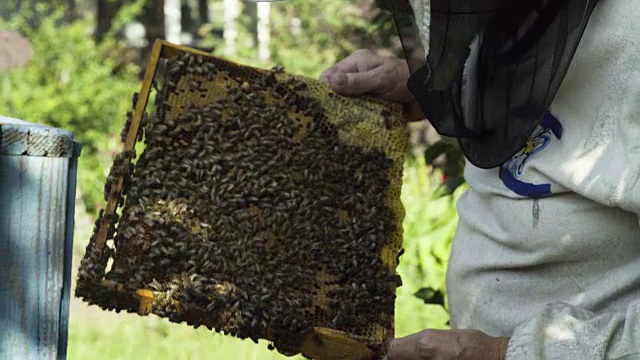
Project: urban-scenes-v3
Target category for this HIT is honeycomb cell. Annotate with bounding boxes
[76,45,408,359]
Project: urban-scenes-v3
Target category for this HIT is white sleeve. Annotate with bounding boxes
[505,299,640,359]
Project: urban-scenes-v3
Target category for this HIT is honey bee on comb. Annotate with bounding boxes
[75,41,408,360]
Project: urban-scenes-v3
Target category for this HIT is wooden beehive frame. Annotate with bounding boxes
[92,40,191,252]
[79,39,408,360]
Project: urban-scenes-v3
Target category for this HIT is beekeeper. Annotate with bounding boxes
[253,0,639,358]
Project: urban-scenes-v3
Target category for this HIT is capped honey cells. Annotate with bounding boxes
[76,42,408,359]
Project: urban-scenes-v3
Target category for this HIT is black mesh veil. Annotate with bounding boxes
[378,0,600,168]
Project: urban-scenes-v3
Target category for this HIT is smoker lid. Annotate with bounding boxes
[0,115,76,158]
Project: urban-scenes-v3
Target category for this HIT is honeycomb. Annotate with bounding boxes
[75,40,408,359]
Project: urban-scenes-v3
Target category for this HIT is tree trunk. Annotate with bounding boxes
[181,1,194,40]
[95,0,123,41]
[256,2,270,62]
[165,0,182,44]
[197,0,209,26]
[141,0,166,45]
[223,0,240,57]
[245,1,257,49]
[63,0,76,21]
[140,0,165,65]
[191,0,210,46]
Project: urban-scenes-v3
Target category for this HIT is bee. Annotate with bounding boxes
[165,79,178,89]
[88,57,404,346]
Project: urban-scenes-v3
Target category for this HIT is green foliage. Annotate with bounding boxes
[423,140,466,196]
[68,315,302,360]
[394,156,466,336]
[203,0,399,79]
[108,0,148,38]
[414,287,445,307]
[0,5,141,212]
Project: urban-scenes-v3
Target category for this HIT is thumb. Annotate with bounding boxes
[328,68,385,96]
[385,334,424,360]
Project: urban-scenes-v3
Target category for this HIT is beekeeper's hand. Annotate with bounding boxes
[384,329,510,360]
[320,49,424,122]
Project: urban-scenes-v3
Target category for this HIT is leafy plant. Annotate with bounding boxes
[394,156,466,336]
[424,139,466,197]
[0,4,142,212]
[199,0,399,79]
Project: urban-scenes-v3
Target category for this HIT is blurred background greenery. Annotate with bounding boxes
[1,1,466,358]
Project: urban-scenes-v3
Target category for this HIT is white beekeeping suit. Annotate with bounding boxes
[405,1,640,359]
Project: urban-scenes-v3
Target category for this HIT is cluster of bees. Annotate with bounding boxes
[77,52,403,357]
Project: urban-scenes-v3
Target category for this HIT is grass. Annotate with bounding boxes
[67,158,460,360]
[68,317,292,360]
